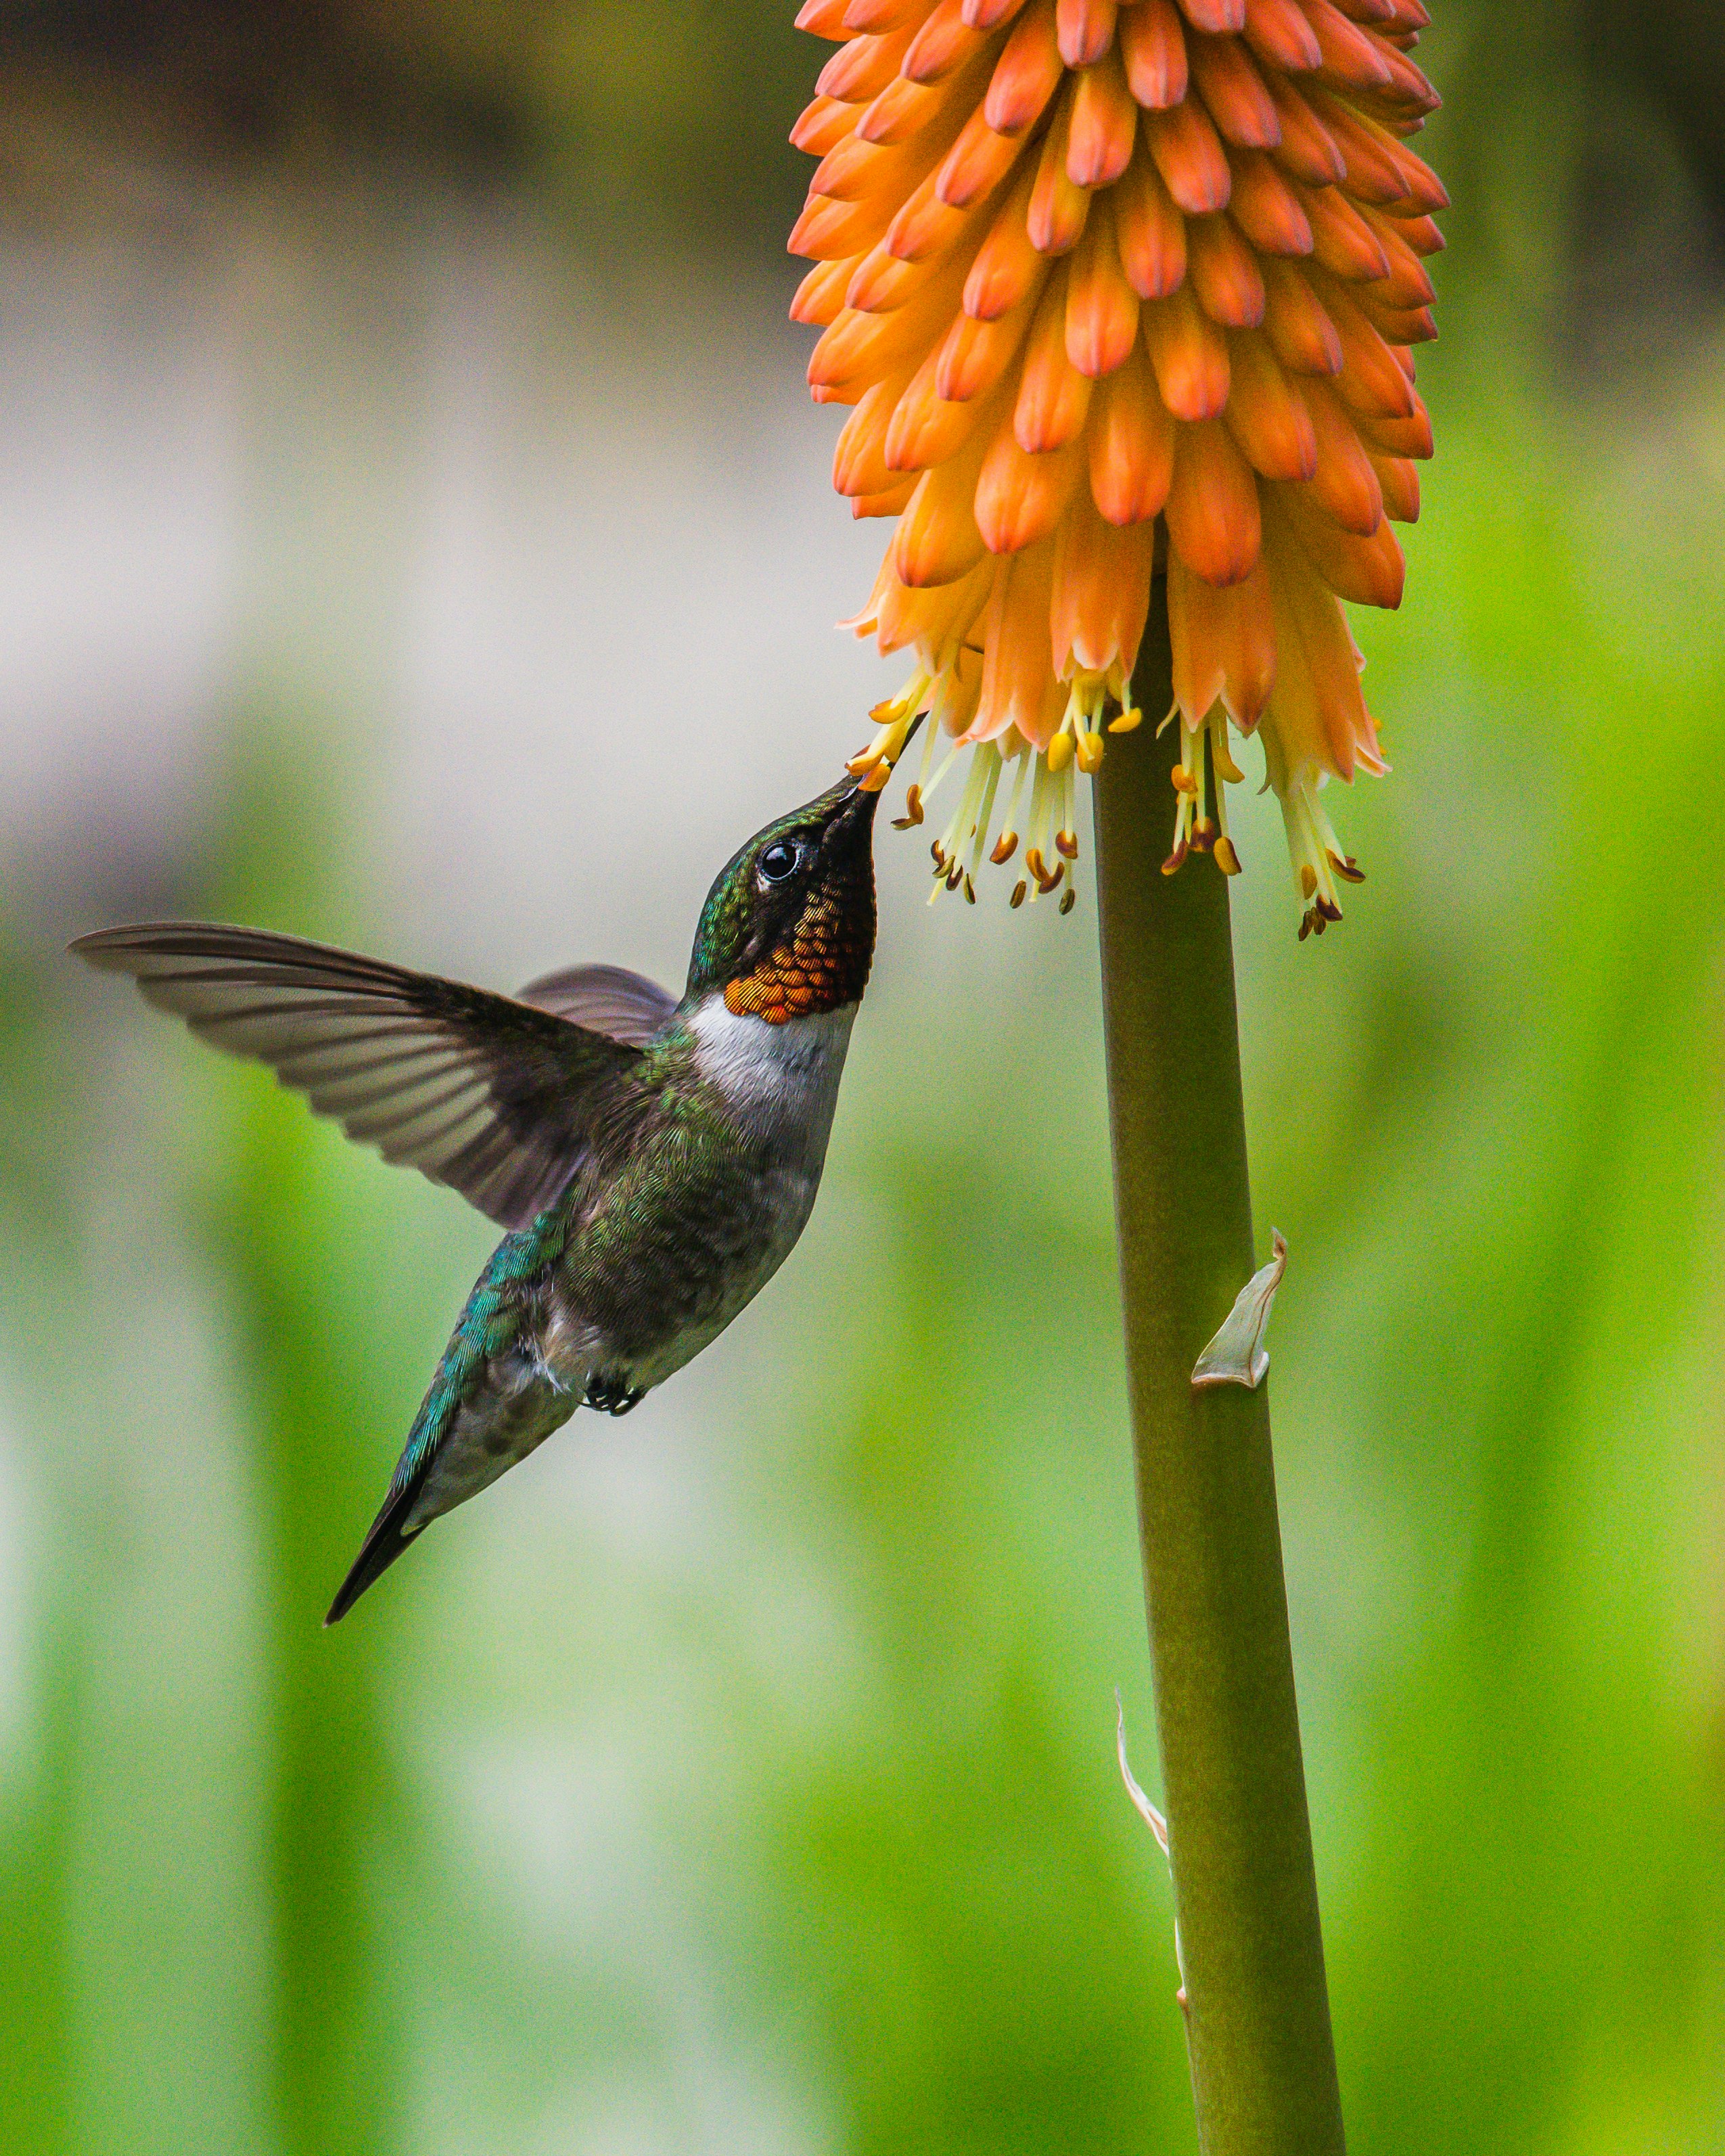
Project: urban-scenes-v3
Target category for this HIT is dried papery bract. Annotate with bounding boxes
[791,0,1443,933]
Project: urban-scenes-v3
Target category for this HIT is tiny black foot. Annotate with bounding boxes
[584,1371,645,1417]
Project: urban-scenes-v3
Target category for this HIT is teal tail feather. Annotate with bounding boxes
[324,1216,562,1626]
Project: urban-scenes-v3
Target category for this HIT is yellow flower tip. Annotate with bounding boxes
[1009,879,1028,910]
[1108,709,1143,734]
[1171,763,1199,798]
[1299,863,1319,901]
[1327,847,1366,886]
[1055,828,1078,861]
[1162,843,1189,878]
[1059,887,1077,915]
[1213,740,1247,786]
[1074,729,1105,773]
[1046,731,1076,775]
[890,781,926,829]
[990,829,1019,865]
[1024,845,1046,883]
[1215,834,1243,877]
[858,757,894,793]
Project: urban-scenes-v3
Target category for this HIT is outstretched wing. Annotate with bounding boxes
[73,922,645,1230]
[515,962,676,1046]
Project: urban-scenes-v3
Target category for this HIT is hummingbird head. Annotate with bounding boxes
[685,769,884,1022]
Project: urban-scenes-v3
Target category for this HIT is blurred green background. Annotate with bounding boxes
[1,2,1722,2151]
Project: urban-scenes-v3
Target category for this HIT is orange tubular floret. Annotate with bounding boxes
[1187,32,1282,148]
[1015,264,1095,449]
[985,0,1066,133]
[976,416,1087,553]
[1177,0,1247,35]
[1169,549,1276,725]
[1057,0,1119,68]
[1054,496,1157,675]
[1067,47,1139,187]
[1296,374,1385,532]
[1119,0,1190,108]
[1142,279,1232,418]
[1114,147,1188,296]
[1241,0,1321,72]
[1164,416,1262,584]
[1186,211,1266,325]
[1087,348,1176,524]
[1144,97,1233,214]
[1028,89,1093,252]
[1224,330,1316,479]
[1065,193,1142,375]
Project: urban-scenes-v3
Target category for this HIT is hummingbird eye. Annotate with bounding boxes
[757,841,801,886]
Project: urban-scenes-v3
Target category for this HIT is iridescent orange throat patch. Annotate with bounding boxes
[723,886,873,1024]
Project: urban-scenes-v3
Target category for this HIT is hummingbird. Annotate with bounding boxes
[74,762,893,1624]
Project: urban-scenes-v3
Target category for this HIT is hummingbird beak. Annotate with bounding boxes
[845,710,925,812]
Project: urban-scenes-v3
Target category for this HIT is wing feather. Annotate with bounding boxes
[73,923,647,1229]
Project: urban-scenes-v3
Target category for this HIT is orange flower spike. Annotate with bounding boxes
[1056,0,1117,68]
[1087,348,1176,524]
[1185,212,1266,326]
[1108,152,1184,300]
[1164,417,1262,584]
[1118,0,1190,107]
[984,0,1066,135]
[789,0,1446,927]
[1187,33,1283,150]
[1067,49,1138,188]
[1141,279,1232,418]
[1143,97,1234,214]
[1065,194,1142,375]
